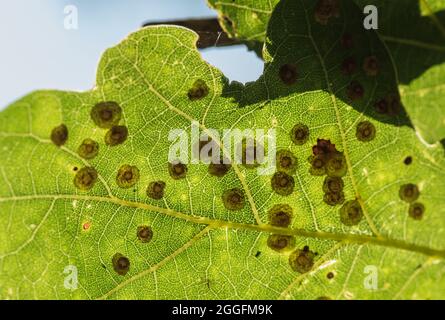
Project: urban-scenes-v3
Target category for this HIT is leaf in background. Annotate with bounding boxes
[356,0,445,144]
[210,0,445,144]
[0,0,445,300]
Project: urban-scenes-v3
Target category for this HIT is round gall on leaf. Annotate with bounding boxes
[50,124,68,147]
[91,101,122,129]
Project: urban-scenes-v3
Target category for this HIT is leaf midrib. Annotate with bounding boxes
[1,193,444,259]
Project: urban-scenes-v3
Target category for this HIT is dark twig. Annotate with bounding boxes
[142,18,241,49]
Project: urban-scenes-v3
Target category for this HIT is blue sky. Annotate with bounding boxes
[0,0,263,109]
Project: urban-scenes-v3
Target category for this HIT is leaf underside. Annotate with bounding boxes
[0,0,445,300]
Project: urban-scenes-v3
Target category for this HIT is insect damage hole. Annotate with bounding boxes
[268,204,293,227]
[267,234,295,253]
[147,181,166,200]
[399,183,420,203]
[105,125,128,146]
[77,138,99,159]
[112,253,130,276]
[74,167,98,191]
[91,101,122,129]
[290,123,309,146]
[289,246,316,274]
[188,79,209,101]
[271,172,295,196]
[137,226,153,243]
[50,124,69,147]
[222,188,245,211]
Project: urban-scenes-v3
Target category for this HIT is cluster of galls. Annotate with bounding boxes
[112,225,153,276]
[50,101,130,191]
[308,139,346,176]
[266,204,317,274]
[308,139,346,206]
[336,24,402,118]
[399,183,425,220]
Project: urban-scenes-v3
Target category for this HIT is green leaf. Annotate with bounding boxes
[210,0,445,144]
[357,0,445,144]
[1,0,445,300]
[207,0,279,42]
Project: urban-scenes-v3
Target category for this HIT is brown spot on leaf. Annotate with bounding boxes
[116,164,140,189]
[208,157,231,177]
[289,246,316,274]
[323,191,345,206]
[323,177,344,193]
[404,156,413,165]
[347,81,364,101]
[91,101,122,129]
[50,124,68,147]
[271,172,295,196]
[341,57,357,76]
[188,79,209,101]
[375,94,401,116]
[77,138,99,160]
[74,167,98,191]
[341,33,353,49]
[222,188,245,211]
[279,63,298,85]
[314,0,340,25]
[339,200,363,226]
[276,150,298,175]
[147,181,166,200]
[137,226,153,243]
[326,153,347,178]
[268,204,293,227]
[409,202,425,220]
[356,121,376,142]
[399,183,420,203]
[112,253,130,276]
[168,161,188,180]
[363,56,379,76]
[309,139,346,178]
[267,234,295,253]
[290,123,309,145]
[105,125,128,146]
